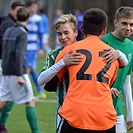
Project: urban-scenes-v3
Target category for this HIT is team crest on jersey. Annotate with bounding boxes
[128,53,132,62]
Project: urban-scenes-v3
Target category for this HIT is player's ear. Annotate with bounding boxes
[80,25,84,33]
[113,19,118,28]
[75,29,78,37]
[101,28,107,35]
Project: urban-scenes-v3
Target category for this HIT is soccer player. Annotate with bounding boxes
[26,1,49,100]
[39,8,50,53]
[0,1,24,133]
[0,7,40,133]
[38,13,128,131]
[38,14,80,128]
[41,8,122,132]
[102,6,133,132]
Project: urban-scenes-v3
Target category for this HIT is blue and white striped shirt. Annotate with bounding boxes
[26,14,45,51]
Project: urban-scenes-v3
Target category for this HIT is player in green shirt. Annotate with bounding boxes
[39,14,79,128]
[102,6,133,132]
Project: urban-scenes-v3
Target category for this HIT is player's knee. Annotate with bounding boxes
[0,102,7,109]
[25,99,35,106]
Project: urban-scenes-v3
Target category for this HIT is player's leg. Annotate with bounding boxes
[30,70,45,93]
[25,100,40,133]
[11,74,40,133]
[18,74,40,133]
[0,74,13,133]
[30,70,47,99]
[0,101,14,127]
[26,51,46,99]
[0,101,11,133]
[0,101,10,133]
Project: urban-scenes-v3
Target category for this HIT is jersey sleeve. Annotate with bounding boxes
[122,75,133,122]
[54,48,68,80]
[127,43,133,74]
[44,47,68,91]
[38,59,65,85]
[40,52,54,73]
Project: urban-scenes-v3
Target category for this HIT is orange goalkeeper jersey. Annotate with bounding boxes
[55,36,119,130]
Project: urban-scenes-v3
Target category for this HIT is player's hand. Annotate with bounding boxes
[18,76,25,86]
[111,88,120,98]
[102,48,119,63]
[127,121,133,130]
[38,49,44,58]
[63,50,83,66]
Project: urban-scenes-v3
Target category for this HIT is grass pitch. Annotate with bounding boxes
[6,92,57,133]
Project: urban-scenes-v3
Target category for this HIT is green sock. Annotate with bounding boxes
[0,101,14,126]
[26,106,40,133]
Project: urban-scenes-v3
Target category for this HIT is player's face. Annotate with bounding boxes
[114,18,133,40]
[57,22,78,46]
[28,3,38,15]
[10,6,23,20]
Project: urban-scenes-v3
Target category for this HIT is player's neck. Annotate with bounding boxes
[17,21,27,26]
[86,34,101,39]
[112,31,126,41]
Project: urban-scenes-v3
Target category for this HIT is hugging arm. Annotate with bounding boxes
[37,50,82,85]
[103,48,128,67]
[38,59,65,85]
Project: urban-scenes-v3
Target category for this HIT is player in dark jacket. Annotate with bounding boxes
[1,7,40,133]
[0,1,24,133]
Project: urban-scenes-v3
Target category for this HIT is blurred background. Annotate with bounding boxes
[0,0,133,133]
[1,0,133,49]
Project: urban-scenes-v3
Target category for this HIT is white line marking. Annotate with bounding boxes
[35,99,57,103]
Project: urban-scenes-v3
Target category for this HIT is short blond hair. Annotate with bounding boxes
[54,13,78,32]
[115,6,133,21]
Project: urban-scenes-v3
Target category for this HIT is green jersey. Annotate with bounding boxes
[102,32,133,116]
[40,46,69,105]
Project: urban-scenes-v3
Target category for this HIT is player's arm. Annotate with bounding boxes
[110,61,120,98]
[102,47,128,67]
[37,32,44,58]
[44,50,82,92]
[109,60,119,87]
[37,50,82,85]
[16,32,26,86]
[38,19,45,58]
[38,59,65,85]
[122,75,133,130]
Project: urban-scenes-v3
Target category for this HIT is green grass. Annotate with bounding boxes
[6,92,57,133]
[5,57,133,133]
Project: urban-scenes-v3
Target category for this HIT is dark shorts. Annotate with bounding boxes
[57,118,116,133]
